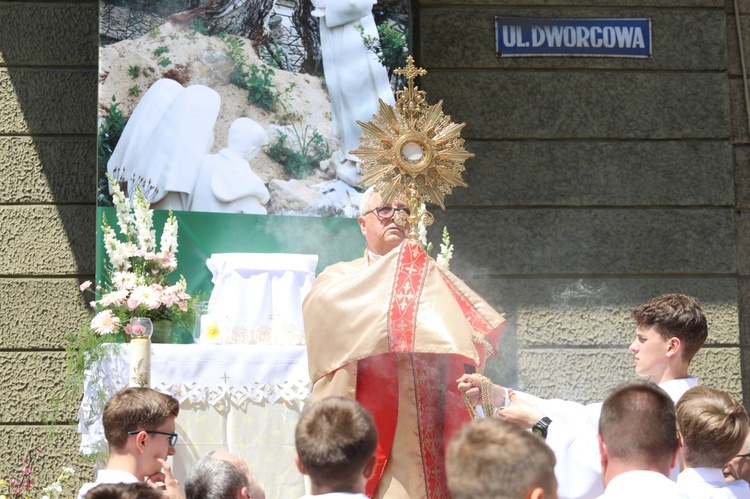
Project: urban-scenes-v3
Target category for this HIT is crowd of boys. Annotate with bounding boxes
[76,292,750,499]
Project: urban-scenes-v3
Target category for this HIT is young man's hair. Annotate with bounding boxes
[676,386,749,468]
[631,293,707,361]
[185,451,249,499]
[295,396,378,487]
[84,482,163,499]
[599,379,677,468]
[102,387,180,450]
[446,418,556,499]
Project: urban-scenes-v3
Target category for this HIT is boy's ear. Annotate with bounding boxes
[526,487,545,499]
[665,337,681,359]
[133,430,148,452]
[294,454,308,476]
[598,435,609,472]
[363,455,378,479]
[670,435,681,469]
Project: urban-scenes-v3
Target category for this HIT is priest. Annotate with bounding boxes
[302,187,505,498]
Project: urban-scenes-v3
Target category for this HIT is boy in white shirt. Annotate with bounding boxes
[77,387,180,499]
[294,396,377,499]
[597,380,687,498]
[676,386,750,499]
[458,293,708,498]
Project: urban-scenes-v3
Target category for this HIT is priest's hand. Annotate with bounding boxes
[456,374,506,408]
[498,388,545,430]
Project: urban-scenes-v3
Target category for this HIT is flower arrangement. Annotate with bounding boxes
[417,203,454,270]
[0,450,75,499]
[82,177,193,338]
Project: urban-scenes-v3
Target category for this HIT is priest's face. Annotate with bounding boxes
[358,191,408,256]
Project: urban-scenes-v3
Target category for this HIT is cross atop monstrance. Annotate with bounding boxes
[352,56,474,242]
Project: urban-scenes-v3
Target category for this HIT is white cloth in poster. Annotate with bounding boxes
[107,78,183,191]
[128,85,220,209]
[206,253,318,345]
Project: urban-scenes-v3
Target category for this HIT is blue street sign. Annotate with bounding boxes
[496,17,652,58]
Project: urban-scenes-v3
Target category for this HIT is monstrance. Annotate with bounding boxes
[352,56,473,242]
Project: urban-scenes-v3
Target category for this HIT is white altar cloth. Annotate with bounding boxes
[205,253,318,345]
[79,344,311,498]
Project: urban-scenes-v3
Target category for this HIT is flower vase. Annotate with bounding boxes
[151,320,174,344]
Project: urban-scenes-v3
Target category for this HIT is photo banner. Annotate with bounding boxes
[97,0,413,298]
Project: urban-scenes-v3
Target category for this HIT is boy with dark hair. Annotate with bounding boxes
[77,387,181,499]
[458,293,709,498]
[676,386,750,498]
[294,396,378,498]
[598,380,685,498]
[446,418,557,499]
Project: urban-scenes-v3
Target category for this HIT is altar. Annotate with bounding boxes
[79,344,311,498]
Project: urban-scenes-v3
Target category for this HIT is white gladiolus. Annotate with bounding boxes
[133,186,156,252]
[160,211,179,254]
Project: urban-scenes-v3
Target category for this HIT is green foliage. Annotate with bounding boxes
[158,57,172,67]
[220,33,279,111]
[154,45,170,57]
[128,84,142,97]
[127,64,141,79]
[247,64,277,111]
[45,324,116,430]
[97,96,128,206]
[189,19,208,36]
[357,23,409,76]
[267,84,331,178]
[268,129,330,179]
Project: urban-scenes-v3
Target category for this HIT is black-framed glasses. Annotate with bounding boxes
[364,206,410,220]
[128,430,179,446]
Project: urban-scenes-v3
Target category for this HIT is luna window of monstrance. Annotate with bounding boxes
[351,56,474,242]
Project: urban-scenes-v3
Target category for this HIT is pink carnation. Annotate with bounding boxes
[127,296,140,311]
[79,280,92,292]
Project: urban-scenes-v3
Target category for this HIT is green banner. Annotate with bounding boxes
[96,207,363,341]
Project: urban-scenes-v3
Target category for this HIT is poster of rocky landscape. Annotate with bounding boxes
[98,0,412,217]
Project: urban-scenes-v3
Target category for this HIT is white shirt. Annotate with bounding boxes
[518,376,699,499]
[76,469,140,499]
[299,494,369,499]
[598,470,689,498]
[677,467,750,499]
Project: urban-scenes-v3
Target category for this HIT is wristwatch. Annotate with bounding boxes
[532,417,552,439]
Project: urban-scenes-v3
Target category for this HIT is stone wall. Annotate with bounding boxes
[0,0,98,487]
[0,0,746,488]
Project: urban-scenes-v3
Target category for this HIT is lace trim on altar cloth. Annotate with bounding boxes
[78,344,312,455]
